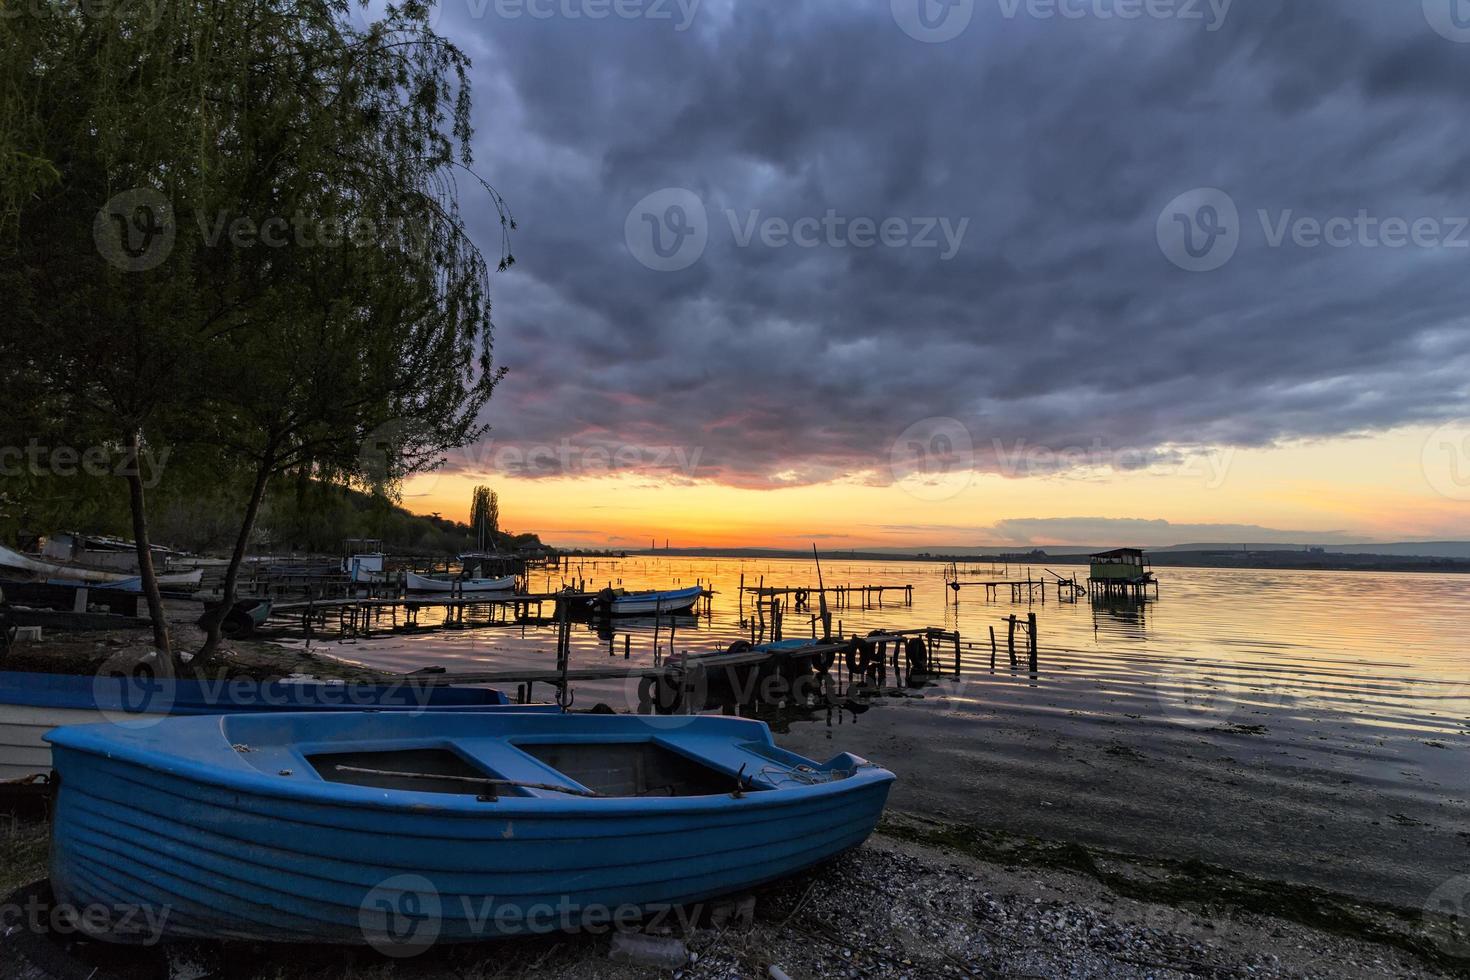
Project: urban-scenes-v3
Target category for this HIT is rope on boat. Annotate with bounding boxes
[331,765,601,798]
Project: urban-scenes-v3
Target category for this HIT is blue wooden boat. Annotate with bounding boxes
[47,713,893,944]
[0,671,534,783]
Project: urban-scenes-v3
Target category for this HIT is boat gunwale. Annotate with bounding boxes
[46,715,894,817]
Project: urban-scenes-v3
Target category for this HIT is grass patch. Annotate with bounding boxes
[0,817,49,896]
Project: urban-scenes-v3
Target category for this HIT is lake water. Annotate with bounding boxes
[297,557,1470,909]
[317,557,1469,738]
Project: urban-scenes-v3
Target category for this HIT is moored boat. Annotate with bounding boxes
[594,585,704,616]
[47,712,893,944]
[0,671,535,783]
[406,571,516,593]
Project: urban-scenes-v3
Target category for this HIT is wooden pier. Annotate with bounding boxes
[739,579,913,611]
[404,626,965,712]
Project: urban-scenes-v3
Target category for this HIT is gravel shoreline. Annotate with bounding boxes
[1,813,1460,979]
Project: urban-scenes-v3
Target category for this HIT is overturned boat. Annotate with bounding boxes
[47,713,893,944]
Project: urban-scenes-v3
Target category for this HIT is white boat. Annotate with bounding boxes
[405,571,516,593]
[343,552,389,584]
[0,544,202,589]
[595,585,704,616]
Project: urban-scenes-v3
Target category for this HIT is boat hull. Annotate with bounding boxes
[600,586,703,616]
[406,572,515,593]
[0,544,202,588]
[47,714,893,945]
[0,673,530,783]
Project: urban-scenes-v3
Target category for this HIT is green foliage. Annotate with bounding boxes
[0,2,522,659]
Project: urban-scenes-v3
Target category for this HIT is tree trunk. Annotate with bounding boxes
[194,449,275,671]
[124,428,177,668]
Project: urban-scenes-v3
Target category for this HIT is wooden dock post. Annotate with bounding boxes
[988,625,996,670]
[1028,612,1038,672]
[1006,616,1018,667]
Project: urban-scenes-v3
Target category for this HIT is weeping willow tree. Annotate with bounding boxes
[469,485,498,552]
[1,1,514,670]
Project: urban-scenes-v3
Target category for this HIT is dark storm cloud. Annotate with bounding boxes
[437,0,1470,487]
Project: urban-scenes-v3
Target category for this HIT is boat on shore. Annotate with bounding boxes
[0,544,202,589]
[47,712,893,943]
[0,671,538,783]
[593,585,704,616]
[405,571,516,593]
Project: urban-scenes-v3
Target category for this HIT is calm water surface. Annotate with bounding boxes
[310,557,1469,740]
[290,558,1470,905]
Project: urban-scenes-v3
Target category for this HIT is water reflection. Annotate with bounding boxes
[288,557,1470,738]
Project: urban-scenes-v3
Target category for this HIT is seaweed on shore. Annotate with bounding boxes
[878,811,1470,977]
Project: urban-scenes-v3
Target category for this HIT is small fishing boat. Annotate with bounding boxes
[405,571,516,593]
[195,597,274,637]
[594,585,704,616]
[0,544,203,588]
[47,712,892,944]
[0,672,533,783]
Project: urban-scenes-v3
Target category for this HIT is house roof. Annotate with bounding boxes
[1090,548,1146,559]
